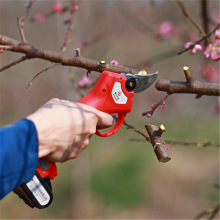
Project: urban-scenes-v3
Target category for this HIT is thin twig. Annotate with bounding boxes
[194,204,220,219]
[17,0,35,42]
[142,94,170,117]
[178,24,220,55]
[28,1,78,87]
[0,56,28,72]
[166,141,219,148]
[112,115,150,141]
[0,45,14,50]
[128,139,220,148]
[176,0,212,43]
[60,1,77,53]
[26,63,61,89]
[27,2,79,88]
[208,205,220,219]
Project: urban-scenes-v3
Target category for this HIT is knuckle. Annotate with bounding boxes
[87,114,98,134]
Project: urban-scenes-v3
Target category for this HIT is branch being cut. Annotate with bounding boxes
[156,66,220,96]
[156,79,220,96]
[1,35,219,97]
[0,34,140,75]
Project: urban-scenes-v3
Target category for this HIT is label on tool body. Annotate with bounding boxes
[26,175,50,206]
[111,82,128,104]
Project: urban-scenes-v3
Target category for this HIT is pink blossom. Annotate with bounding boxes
[0,49,4,53]
[194,94,203,99]
[202,65,219,83]
[52,1,63,13]
[154,21,174,39]
[34,13,45,24]
[203,40,220,61]
[72,5,79,11]
[146,113,152,118]
[214,29,220,40]
[110,60,119,66]
[151,103,157,109]
[160,103,165,109]
[184,42,203,55]
[78,75,92,88]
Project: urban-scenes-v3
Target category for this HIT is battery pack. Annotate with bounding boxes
[14,172,53,209]
[14,158,58,209]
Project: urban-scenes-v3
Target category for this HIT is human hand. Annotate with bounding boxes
[27,98,113,162]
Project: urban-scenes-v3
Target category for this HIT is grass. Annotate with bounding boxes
[89,140,153,208]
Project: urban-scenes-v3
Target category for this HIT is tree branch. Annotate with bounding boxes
[0,34,141,75]
[145,124,171,163]
[113,116,172,162]
[155,79,220,96]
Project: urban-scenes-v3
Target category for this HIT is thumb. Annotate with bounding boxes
[96,111,114,129]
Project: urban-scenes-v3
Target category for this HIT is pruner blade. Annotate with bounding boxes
[122,71,158,93]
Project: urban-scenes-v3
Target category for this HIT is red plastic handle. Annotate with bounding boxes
[95,113,127,137]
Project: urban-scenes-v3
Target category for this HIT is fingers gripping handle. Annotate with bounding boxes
[95,113,127,137]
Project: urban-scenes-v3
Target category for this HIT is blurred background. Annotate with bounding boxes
[0,0,219,219]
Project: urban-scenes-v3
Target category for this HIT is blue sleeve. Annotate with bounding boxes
[0,119,39,199]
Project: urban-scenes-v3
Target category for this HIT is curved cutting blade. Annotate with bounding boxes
[123,72,158,93]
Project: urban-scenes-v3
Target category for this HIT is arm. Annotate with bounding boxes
[0,119,39,199]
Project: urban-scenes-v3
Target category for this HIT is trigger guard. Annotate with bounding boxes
[95,113,127,137]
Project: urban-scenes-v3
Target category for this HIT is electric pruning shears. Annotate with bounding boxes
[14,70,157,209]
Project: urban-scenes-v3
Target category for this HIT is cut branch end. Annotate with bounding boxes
[158,124,166,136]
[76,48,81,57]
[183,66,192,82]
[145,124,171,163]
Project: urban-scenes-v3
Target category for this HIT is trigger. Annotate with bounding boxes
[95,113,126,137]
